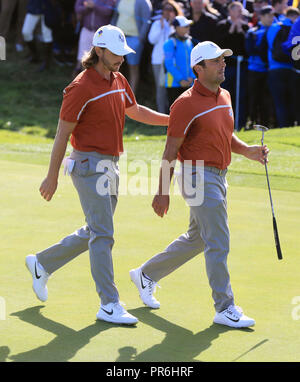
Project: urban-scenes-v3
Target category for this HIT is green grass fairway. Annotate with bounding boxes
[1,129,300,362]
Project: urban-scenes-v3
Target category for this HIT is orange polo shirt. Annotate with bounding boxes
[168,80,234,169]
[59,67,136,156]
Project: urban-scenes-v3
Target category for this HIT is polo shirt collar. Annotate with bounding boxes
[90,67,117,84]
[193,79,221,98]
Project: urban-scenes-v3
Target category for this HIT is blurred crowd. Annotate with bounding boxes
[0,0,299,129]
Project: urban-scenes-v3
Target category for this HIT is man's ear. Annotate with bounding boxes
[193,64,203,77]
[94,46,103,57]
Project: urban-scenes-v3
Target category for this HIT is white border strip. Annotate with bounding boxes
[183,105,231,135]
[125,91,133,104]
[77,89,126,120]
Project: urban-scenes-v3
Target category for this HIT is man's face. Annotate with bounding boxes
[198,54,226,85]
[176,25,190,37]
[98,48,124,72]
[229,4,243,19]
[260,12,274,26]
[277,0,288,13]
[288,13,300,23]
[162,4,176,21]
[191,0,205,13]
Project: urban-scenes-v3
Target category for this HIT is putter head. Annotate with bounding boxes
[253,124,269,132]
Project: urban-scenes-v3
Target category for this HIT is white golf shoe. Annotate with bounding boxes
[96,302,138,325]
[25,254,49,302]
[130,268,160,309]
[213,305,255,328]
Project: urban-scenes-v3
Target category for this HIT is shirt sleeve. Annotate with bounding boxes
[59,82,91,123]
[167,97,193,138]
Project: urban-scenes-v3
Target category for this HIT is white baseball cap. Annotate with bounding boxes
[172,15,193,28]
[190,41,233,68]
[92,24,135,56]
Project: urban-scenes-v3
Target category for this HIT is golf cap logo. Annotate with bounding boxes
[119,33,125,43]
[98,29,103,37]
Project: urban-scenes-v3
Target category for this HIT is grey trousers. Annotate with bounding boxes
[141,169,234,313]
[36,150,120,305]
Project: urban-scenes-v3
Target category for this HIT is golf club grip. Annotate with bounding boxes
[272,216,283,260]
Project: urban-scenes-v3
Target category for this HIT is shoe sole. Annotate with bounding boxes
[129,269,160,309]
[213,318,255,328]
[25,256,47,302]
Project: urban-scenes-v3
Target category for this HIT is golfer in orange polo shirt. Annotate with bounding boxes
[25,25,169,325]
[130,41,269,328]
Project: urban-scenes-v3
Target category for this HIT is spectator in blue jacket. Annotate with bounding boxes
[267,6,300,127]
[163,15,196,107]
[282,15,300,125]
[245,5,275,128]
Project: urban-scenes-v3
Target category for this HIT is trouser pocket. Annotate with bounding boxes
[67,153,90,177]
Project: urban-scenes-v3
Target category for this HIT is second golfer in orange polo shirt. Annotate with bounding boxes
[130,41,269,328]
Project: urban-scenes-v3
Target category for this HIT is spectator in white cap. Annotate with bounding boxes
[163,15,197,107]
[28,24,169,326]
[172,15,194,28]
[130,40,269,329]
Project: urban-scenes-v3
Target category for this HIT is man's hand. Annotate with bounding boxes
[40,176,58,202]
[152,194,170,217]
[152,136,184,217]
[244,144,269,165]
[231,134,269,165]
[39,119,75,202]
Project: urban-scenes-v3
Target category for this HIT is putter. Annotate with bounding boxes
[253,125,283,260]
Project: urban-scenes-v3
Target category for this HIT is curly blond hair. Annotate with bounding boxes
[81,47,99,69]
